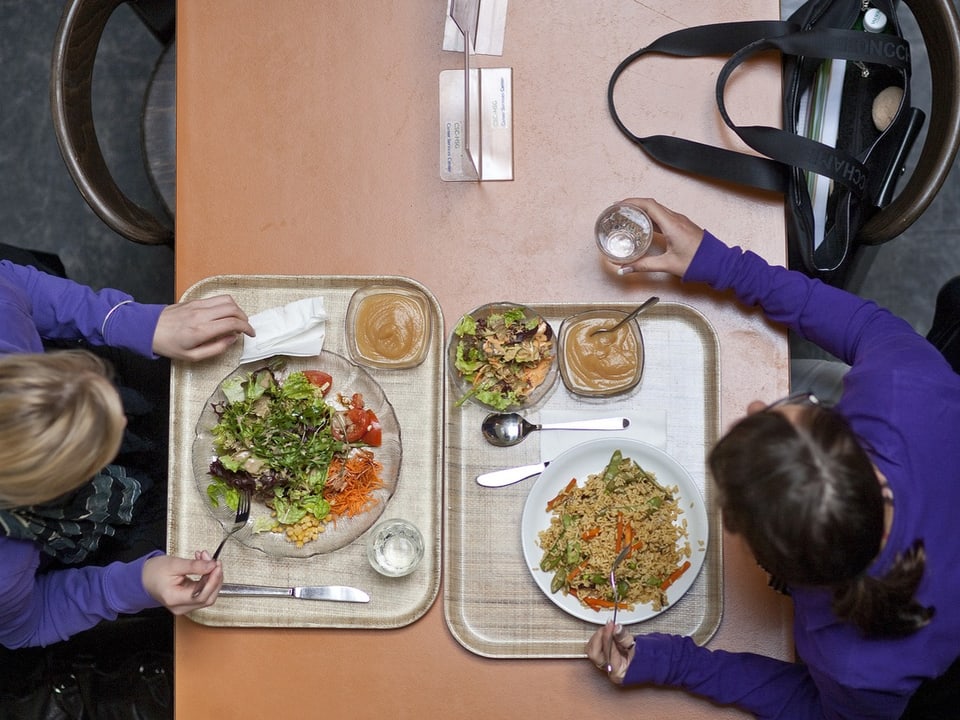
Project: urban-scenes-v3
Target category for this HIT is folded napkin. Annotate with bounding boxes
[240,297,327,364]
[538,408,667,463]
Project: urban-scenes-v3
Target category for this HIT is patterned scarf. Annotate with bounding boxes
[0,464,143,564]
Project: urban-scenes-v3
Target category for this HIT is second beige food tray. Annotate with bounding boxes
[443,301,723,657]
[168,274,443,629]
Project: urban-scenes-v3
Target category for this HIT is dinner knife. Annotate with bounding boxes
[219,583,370,603]
[476,461,549,488]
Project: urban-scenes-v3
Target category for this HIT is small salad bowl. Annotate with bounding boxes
[447,302,559,412]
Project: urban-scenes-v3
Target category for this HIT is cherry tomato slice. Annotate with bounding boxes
[340,407,368,443]
[302,370,333,395]
[361,412,382,446]
[331,407,382,446]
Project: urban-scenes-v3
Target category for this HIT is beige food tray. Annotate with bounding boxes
[443,301,723,657]
[168,275,443,629]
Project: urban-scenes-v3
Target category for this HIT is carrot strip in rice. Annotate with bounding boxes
[659,560,692,591]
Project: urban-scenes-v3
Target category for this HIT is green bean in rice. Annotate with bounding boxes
[537,449,691,613]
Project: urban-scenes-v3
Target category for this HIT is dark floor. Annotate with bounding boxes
[0,0,174,304]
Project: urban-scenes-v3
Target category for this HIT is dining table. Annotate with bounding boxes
[171,1,795,718]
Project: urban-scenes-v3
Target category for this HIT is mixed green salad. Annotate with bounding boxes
[206,363,381,534]
[452,306,555,411]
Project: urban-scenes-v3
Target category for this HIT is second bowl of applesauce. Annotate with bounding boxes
[347,286,431,369]
[558,309,644,397]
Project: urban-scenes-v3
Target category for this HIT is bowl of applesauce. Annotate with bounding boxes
[558,309,644,397]
[346,286,431,369]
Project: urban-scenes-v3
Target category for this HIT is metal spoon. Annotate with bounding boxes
[481,412,630,447]
[589,296,659,336]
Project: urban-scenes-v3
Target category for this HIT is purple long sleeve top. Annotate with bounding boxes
[621,233,960,719]
[0,260,167,648]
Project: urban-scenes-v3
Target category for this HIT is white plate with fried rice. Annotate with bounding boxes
[521,438,708,625]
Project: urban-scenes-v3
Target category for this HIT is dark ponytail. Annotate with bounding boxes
[832,539,933,638]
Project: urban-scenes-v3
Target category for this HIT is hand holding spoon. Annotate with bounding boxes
[481,412,630,447]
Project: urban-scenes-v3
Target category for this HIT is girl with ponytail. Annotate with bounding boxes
[585,199,960,719]
[710,401,933,639]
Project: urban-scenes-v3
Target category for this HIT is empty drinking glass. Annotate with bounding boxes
[595,202,653,264]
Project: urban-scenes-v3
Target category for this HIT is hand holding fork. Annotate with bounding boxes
[598,622,636,684]
[585,546,637,682]
[606,546,631,673]
[192,489,251,598]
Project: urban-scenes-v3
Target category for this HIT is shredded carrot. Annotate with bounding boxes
[659,560,692,592]
[324,449,385,519]
[583,596,631,612]
[523,357,552,393]
[580,527,600,541]
[614,512,624,552]
[546,478,577,511]
[583,597,617,611]
[566,563,586,584]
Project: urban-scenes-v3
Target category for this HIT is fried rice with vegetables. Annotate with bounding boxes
[537,450,692,613]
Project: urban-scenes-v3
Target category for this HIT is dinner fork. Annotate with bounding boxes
[606,545,631,673]
[192,489,251,598]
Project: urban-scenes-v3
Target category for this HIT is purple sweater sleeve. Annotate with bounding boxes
[624,634,822,719]
[0,260,164,357]
[0,537,163,648]
[623,633,909,720]
[683,232,924,368]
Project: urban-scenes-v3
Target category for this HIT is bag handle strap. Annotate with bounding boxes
[608,20,799,195]
[715,29,912,199]
[608,18,911,200]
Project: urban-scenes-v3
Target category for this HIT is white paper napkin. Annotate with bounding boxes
[538,408,667,463]
[240,297,327,364]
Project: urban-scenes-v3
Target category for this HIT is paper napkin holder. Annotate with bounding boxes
[439,0,513,182]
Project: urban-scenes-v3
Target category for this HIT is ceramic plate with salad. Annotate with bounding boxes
[447,302,558,412]
[191,351,401,558]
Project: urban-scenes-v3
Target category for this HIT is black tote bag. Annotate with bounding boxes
[608,0,923,281]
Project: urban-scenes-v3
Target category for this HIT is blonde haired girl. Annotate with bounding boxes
[0,257,255,648]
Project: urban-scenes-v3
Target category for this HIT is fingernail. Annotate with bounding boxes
[615,624,622,633]
[617,266,635,276]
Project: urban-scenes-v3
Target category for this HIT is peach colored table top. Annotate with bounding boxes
[174,2,792,718]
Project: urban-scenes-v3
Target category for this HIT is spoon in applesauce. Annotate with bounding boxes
[589,296,659,337]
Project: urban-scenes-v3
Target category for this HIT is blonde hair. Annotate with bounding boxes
[0,350,126,507]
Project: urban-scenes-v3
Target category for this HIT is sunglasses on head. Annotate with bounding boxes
[765,391,822,411]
